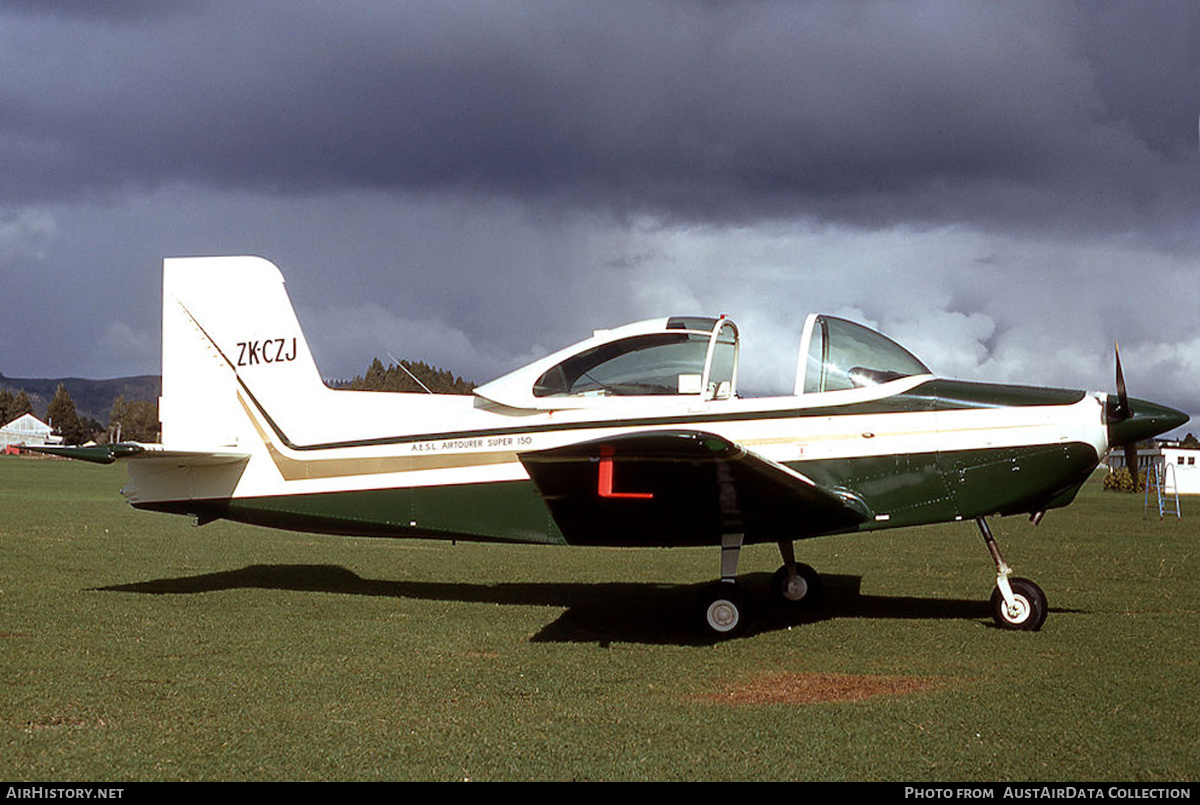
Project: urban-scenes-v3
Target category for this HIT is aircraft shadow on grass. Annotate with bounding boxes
[91,564,1058,644]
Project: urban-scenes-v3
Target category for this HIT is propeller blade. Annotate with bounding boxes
[1114,342,1138,491]
[1107,342,1189,491]
[1113,341,1131,422]
[1124,443,1140,492]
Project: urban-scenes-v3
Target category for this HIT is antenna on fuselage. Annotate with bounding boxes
[387,352,434,394]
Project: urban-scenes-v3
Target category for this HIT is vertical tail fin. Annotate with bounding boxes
[160,256,325,448]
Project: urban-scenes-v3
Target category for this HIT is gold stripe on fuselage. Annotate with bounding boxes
[240,393,522,481]
[240,390,1066,483]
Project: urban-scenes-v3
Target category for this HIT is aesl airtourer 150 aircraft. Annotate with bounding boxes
[38,256,1188,637]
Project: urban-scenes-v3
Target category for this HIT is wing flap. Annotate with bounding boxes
[519,430,869,547]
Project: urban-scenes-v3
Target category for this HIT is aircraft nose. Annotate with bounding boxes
[1107,397,1190,446]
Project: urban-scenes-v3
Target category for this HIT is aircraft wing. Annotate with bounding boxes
[519,430,871,547]
[23,443,250,466]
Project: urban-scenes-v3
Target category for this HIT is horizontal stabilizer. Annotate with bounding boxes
[519,430,869,547]
[25,443,250,466]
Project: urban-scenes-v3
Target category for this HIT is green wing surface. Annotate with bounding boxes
[519,430,870,547]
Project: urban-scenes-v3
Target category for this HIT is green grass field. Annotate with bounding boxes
[2,456,1197,781]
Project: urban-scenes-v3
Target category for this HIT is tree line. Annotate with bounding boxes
[2,385,159,446]
[340,357,475,395]
[0,389,34,426]
[47,387,159,445]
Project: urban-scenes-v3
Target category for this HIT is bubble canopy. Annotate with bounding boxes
[473,317,736,409]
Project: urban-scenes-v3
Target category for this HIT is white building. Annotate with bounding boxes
[0,413,62,449]
[1107,439,1200,495]
[1159,445,1200,495]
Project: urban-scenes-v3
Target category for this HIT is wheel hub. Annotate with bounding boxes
[782,574,809,602]
[706,599,740,632]
[1004,595,1031,623]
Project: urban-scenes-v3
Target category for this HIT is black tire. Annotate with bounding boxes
[990,577,1048,631]
[699,583,749,638]
[770,563,823,609]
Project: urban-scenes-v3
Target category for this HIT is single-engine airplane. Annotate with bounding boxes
[36,256,1188,636]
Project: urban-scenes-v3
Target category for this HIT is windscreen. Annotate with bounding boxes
[802,316,930,394]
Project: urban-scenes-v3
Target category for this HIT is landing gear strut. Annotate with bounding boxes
[696,535,825,638]
[977,517,1047,631]
[771,539,823,610]
[697,533,750,637]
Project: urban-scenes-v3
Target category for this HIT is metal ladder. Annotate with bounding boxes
[1143,460,1181,520]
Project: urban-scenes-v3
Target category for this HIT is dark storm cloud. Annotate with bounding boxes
[2,1,1196,233]
[2,0,188,22]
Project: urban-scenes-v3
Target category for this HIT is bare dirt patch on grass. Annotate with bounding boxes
[698,672,946,705]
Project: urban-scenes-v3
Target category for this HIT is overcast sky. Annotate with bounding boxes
[1,1,1197,431]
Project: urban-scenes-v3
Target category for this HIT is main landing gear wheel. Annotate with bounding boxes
[699,583,749,638]
[990,577,1047,631]
[770,562,823,610]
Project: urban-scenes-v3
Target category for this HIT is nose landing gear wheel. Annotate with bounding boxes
[990,577,1047,631]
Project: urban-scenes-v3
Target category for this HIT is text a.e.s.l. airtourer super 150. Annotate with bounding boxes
[37,256,1188,637]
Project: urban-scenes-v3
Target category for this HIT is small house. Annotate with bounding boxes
[0,413,62,449]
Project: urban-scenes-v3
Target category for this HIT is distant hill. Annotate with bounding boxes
[0,373,161,425]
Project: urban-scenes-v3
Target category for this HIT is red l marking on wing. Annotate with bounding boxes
[597,445,654,499]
